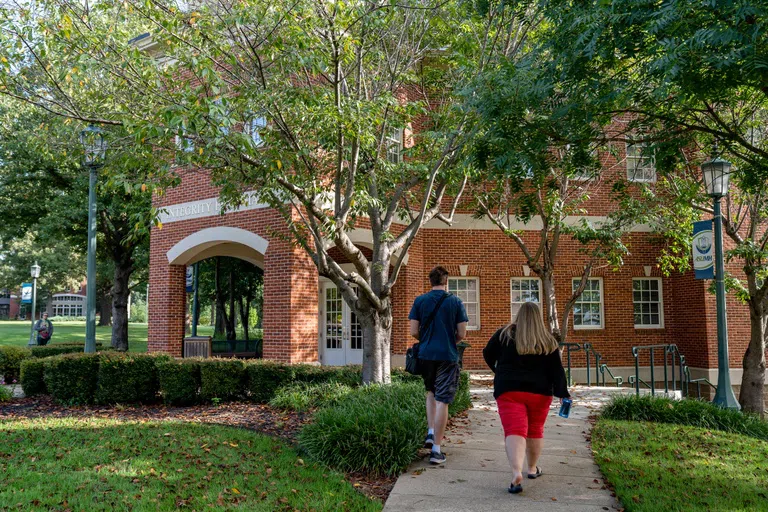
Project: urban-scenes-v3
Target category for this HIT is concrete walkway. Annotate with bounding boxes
[384,380,625,511]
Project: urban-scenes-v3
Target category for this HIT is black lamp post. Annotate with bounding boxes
[701,154,740,410]
[27,262,41,346]
[80,125,107,353]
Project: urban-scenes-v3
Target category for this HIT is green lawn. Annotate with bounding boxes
[592,419,768,512]
[0,321,149,352]
[0,417,379,511]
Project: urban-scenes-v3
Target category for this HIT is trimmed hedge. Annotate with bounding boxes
[0,385,11,402]
[270,381,354,412]
[157,359,202,405]
[246,360,298,403]
[95,353,171,405]
[200,358,247,402]
[0,346,30,382]
[449,371,472,416]
[20,358,47,396]
[601,395,768,441]
[300,382,427,476]
[30,344,105,358]
[44,353,100,405]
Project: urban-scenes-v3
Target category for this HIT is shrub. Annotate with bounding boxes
[601,395,768,441]
[0,385,11,402]
[157,359,202,405]
[300,382,427,476]
[200,358,247,402]
[391,367,422,384]
[449,371,472,416]
[245,360,296,403]
[0,346,31,382]
[20,358,47,396]
[95,353,171,405]
[270,381,354,412]
[47,316,87,322]
[30,345,89,358]
[44,353,100,405]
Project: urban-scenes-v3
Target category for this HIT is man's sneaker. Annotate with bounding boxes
[429,450,446,465]
[424,433,435,449]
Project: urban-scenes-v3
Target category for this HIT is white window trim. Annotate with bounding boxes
[572,277,605,330]
[386,127,403,164]
[633,277,665,329]
[509,277,543,321]
[245,114,267,147]
[448,276,480,331]
[625,142,656,183]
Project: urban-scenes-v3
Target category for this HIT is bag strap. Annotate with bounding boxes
[419,292,450,342]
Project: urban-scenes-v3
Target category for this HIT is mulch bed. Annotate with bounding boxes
[0,396,396,501]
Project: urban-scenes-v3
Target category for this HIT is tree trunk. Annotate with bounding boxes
[99,291,112,326]
[359,301,392,384]
[226,268,236,341]
[540,271,562,341]
[238,297,250,342]
[111,261,132,352]
[739,300,767,416]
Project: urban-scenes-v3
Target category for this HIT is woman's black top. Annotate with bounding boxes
[482,326,570,400]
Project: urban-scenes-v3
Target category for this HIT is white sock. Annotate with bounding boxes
[432,444,441,454]
[428,428,434,436]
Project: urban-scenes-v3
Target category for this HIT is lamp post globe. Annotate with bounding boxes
[701,154,740,410]
[27,262,41,346]
[80,125,107,353]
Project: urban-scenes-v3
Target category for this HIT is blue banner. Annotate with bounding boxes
[21,283,32,304]
[692,220,714,280]
[185,266,194,293]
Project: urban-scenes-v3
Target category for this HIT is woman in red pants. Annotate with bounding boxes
[483,302,571,494]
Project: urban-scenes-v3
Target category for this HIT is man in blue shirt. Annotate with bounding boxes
[409,266,468,465]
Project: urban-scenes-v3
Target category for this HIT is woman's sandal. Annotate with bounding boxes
[508,482,523,494]
[527,466,543,479]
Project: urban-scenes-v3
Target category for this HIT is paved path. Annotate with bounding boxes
[384,380,626,511]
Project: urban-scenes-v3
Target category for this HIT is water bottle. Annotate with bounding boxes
[558,398,572,418]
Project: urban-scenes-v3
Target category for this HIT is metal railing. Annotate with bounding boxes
[559,342,582,386]
[684,366,717,399]
[631,344,688,398]
[600,364,624,387]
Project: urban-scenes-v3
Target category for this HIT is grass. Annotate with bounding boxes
[0,321,149,352]
[0,416,381,511]
[592,419,768,512]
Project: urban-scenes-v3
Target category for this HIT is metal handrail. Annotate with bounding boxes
[684,366,717,399]
[559,342,583,386]
[600,364,624,387]
[629,374,651,390]
[631,344,688,398]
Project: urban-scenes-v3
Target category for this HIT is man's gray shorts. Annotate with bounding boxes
[421,360,460,404]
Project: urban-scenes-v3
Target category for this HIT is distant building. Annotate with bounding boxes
[0,289,19,320]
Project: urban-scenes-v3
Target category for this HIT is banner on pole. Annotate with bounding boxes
[185,266,194,293]
[692,220,715,280]
[21,283,32,304]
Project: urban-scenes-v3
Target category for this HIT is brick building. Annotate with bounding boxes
[147,134,764,395]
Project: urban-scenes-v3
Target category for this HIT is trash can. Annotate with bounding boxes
[457,341,471,369]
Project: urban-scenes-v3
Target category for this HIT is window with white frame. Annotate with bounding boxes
[448,277,479,330]
[572,278,604,329]
[386,127,403,164]
[626,142,656,182]
[633,278,663,328]
[244,115,267,147]
[510,278,541,320]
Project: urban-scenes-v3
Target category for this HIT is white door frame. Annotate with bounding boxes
[319,280,363,366]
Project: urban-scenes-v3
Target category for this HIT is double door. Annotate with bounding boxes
[321,284,363,366]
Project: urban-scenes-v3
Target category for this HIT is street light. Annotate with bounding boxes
[701,154,740,410]
[80,125,107,353]
[27,262,41,347]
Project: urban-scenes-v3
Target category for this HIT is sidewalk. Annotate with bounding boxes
[384,381,626,511]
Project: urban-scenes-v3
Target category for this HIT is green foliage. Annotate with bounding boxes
[300,382,427,476]
[199,358,247,402]
[95,353,171,405]
[128,297,148,323]
[245,360,302,403]
[0,345,30,382]
[391,367,423,384]
[601,395,768,441]
[270,381,354,412]
[43,353,100,405]
[0,385,10,402]
[29,344,99,358]
[20,358,47,396]
[593,420,768,512]
[157,359,202,406]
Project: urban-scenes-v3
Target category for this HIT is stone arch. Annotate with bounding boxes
[166,227,269,267]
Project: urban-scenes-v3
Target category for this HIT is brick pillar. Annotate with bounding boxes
[148,261,186,357]
[262,242,319,363]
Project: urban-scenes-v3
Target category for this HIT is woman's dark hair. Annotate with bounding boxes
[429,266,449,286]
